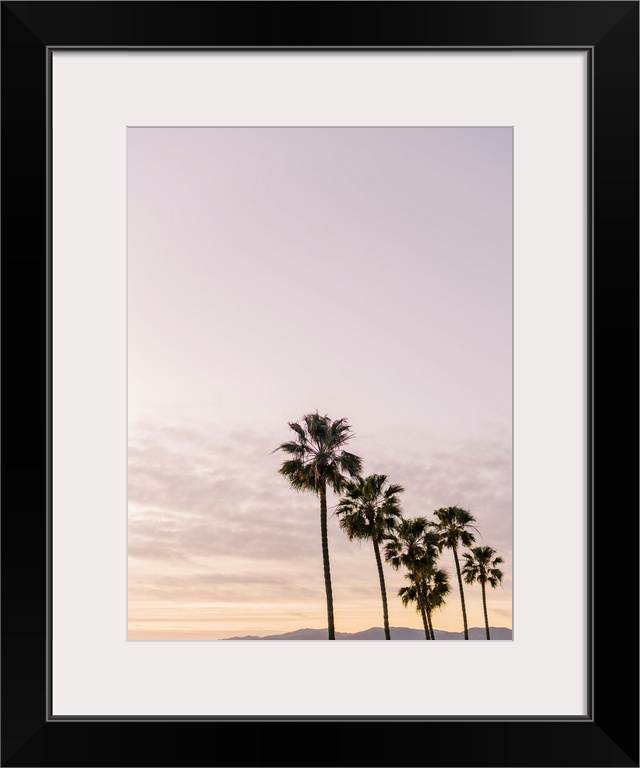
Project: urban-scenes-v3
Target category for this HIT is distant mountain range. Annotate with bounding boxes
[222,626,512,641]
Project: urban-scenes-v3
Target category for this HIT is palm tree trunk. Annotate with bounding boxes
[426,605,435,640]
[319,482,335,640]
[452,545,469,640]
[481,582,490,639]
[416,581,430,640]
[373,539,391,640]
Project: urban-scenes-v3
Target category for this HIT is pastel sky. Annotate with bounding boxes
[127,127,512,640]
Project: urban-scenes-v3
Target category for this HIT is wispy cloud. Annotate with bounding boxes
[128,422,512,635]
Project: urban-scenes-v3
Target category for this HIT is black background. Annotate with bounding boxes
[2,2,638,766]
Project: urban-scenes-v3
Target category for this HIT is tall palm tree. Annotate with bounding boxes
[274,412,362,640]
[432,506,479,640]
[335,474,404,640]
[384,517,439,640]
[462,545,504,639]
[398,567,450,640]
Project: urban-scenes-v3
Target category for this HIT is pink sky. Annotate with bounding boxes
[127,127,512,639]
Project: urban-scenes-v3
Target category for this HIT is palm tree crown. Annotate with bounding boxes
[462,545,504,639]
[384,516,434,573]
[398,566,450,639]
[336,474,404,543]
[433,506,478,550]
[274,412,362,640]
[384,517,441,639]
[336,474,403,639]
[432,506,479,640]
[275,412,362,495]
[462,546,504,589]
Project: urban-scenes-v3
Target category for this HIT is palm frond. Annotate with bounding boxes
[336,473,404,545]
[432,506,479,551]
[275,412,363,498]
[461,545,504,588]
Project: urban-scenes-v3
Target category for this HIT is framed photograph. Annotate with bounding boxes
[125,123,515,650]
[2,2,637,766]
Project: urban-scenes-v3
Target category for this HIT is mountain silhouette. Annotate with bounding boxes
[222,626,512,640]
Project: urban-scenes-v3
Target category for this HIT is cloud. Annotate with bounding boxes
[362,432,512,553]
[128,422,512,633]
[128,426,324,564]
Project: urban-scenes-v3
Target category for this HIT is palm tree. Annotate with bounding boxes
[274,412,362,640]
[432,506,479,640]
[462,545,504,639]
[384,517,439,640]
[398,566,450,640]
[335,474,404,640]
[398,571,430,639]
[423,567,451,639]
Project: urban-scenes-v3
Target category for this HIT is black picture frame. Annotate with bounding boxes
[1,2,638,766]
